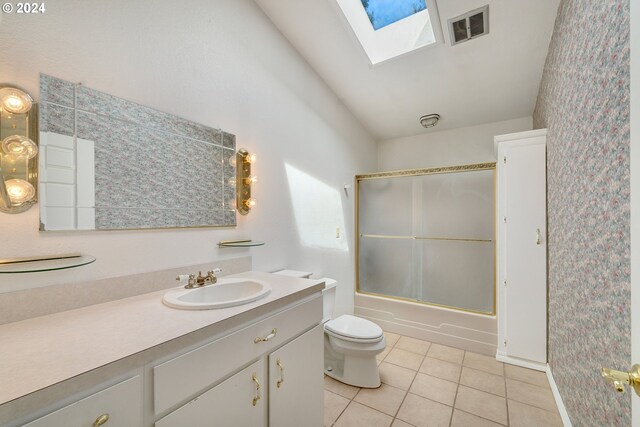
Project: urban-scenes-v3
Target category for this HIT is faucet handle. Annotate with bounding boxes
[212,267,222,274]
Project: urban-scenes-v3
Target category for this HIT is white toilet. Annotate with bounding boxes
[273,270,386,388]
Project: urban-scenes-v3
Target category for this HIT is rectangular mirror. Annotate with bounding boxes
[38,74,237,230]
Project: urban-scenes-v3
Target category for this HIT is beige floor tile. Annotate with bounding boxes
[427,343,465,364]
[391,420,414,427]
[508,399,563,427]
[324,375,360,399]
[409,372,458,406]
[459,367,506,397]
[379,362,417,390]
[385,348,424,370]
[451,410,504,427]
[384,331,401,347]
[396,393,452,427]
[419,356,462,382]
[334,401,393,427]
[324,390,350,427]
[395,336,431,355]
[455,385,508,425]
[506,379,558,412]
[505,365,550,388]
[463,352,504,376]
[354,383,406,416]
[377,345,392,361]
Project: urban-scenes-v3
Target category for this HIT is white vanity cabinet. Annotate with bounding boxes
[154,295,324,427]
[22,376,143,427]
[6,283,324,427]
[156,325,324,427]
[495,129,547,371]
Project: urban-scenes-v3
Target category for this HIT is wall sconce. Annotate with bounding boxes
[0,85,38,214]
[236,148,257,215]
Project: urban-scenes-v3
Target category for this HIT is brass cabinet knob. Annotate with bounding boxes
[601,364,640,396]
[92,414,109,427]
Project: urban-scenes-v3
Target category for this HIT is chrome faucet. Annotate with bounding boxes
[176,268,222,289]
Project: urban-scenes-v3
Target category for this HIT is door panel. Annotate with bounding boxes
[505,143,547,363]
[269,325,323,427]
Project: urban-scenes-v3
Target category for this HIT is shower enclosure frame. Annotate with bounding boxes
[355,162,497,316]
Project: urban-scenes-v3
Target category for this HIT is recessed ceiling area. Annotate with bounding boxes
[254,0,560,141]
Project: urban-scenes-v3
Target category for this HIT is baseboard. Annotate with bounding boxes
[495,351,546,372]
[546,364,573,427]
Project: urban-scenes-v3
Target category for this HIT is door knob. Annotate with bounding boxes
[601,364,640,396]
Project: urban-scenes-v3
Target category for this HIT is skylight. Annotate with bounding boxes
[335,0,442,65]
[361,0,427,31]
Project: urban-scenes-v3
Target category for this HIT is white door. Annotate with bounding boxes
[504,142,547,363]
[269,325,324,427]
[155,359,266,427]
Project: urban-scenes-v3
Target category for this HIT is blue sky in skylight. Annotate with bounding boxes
[360,0,427,30]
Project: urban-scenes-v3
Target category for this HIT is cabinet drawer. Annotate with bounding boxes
[155,359,266,427]
[153,294,321,415]
[23,375,142,427]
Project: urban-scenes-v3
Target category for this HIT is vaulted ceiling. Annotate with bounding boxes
[255,0,560,141]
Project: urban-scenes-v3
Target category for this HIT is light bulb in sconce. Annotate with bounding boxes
[228,177,236,187]
[0,87,33,114]
[227,199,237,210]
[246,153,257,164]
[244,175,258,185]
[244,197,257,209]
[2,135,38,159]
[4,179,35,204]
[228,155,237,167]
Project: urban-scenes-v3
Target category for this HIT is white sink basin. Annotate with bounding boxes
[163,278,271,310]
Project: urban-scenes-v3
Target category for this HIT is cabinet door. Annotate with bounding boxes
[155,358,266,427]
[23,375,142,427]
[269,325,323,427]
[504,142,547,363]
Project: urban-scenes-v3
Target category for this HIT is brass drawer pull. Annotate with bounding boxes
[276,358,284,388]
[536,228,542,245]
[252,373,261,406]
[254,328,277,343]
[93,414,109,427]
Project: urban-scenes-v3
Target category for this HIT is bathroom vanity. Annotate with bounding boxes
[0,272,324,427]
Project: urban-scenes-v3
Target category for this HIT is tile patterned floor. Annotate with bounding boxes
[324,332,563,427]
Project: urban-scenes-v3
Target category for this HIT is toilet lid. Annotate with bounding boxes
[325,315,383,340]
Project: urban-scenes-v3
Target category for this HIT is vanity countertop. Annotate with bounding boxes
[0,271,324,406]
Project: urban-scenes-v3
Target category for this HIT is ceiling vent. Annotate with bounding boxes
[447,5,489,46]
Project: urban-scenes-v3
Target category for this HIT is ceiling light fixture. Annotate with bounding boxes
[419,113,440,128]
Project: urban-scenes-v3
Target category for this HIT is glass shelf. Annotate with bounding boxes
[0,254,96,274]
[218,240,265,248]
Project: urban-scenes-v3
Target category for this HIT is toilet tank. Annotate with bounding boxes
[272,270,337,323]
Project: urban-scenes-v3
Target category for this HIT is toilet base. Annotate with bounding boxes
[324,333,385,388]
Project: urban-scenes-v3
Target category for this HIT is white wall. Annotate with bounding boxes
[377,117,533,170]
[0,0,376,316]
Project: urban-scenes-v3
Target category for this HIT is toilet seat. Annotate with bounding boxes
[325,315,384,343]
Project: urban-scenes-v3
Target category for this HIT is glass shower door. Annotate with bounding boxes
[357,165,495,314]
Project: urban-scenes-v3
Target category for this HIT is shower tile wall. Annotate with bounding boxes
[533,1,630,425]
[39,74,236,229]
